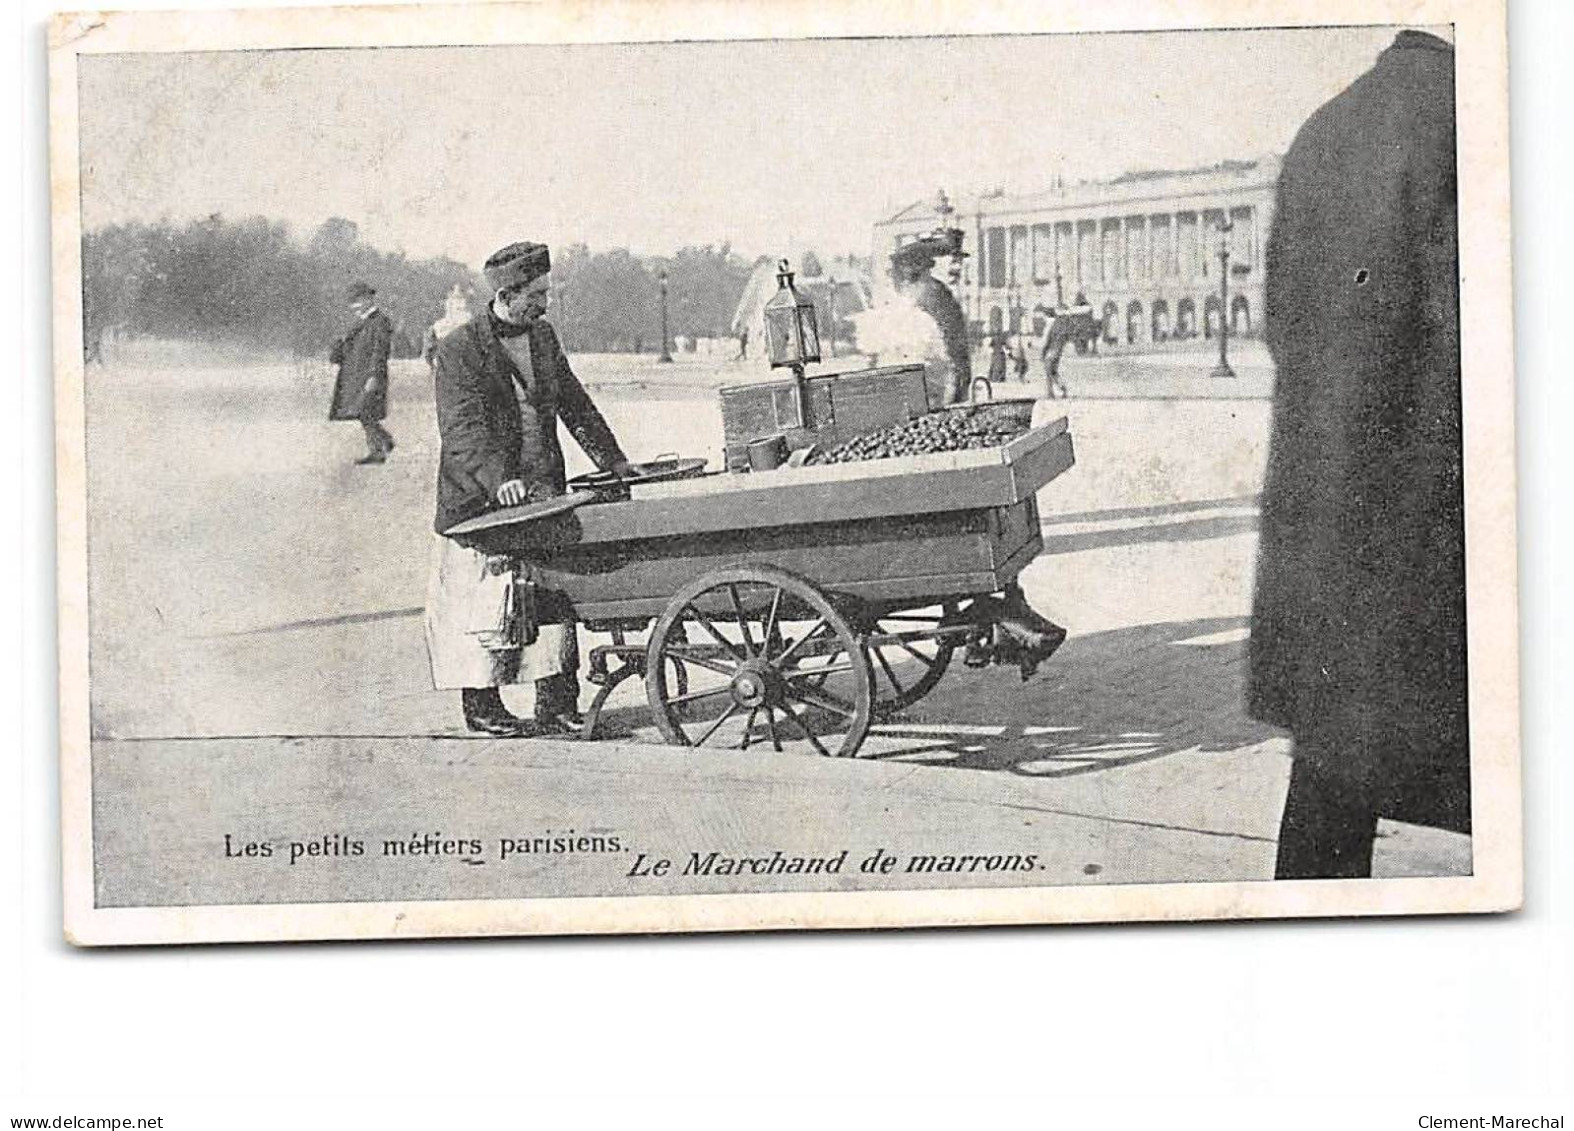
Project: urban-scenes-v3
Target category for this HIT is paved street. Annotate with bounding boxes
[81,343,1470,908]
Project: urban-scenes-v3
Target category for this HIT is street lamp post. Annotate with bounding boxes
[657,268,673,363]
[826,275,838,358]
[1211,221,1236,379]
[974,205,985,329]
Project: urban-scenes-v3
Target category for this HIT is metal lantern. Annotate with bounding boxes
[762,259,822,370]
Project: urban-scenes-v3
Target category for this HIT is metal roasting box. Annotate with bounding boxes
[716,363,933,470]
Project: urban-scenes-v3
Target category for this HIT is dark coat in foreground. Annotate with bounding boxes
[1247,31,1468,831]
[327,309,393,422]
[431,313,627,535]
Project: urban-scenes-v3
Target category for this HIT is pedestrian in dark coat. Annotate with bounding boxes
[425,241,630,738]
[987,331,1008,387]
[891,241,972,405]
[1248,30,1468,878]
[328,281,396,464]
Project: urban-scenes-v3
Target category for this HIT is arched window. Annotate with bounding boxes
[1151,299,1170,342]
[1203,294,1223,339]
[1101,300,1120,345]
[1126,300,1144,345]
[1176,297,1196,338]
[1231,294,1251,335]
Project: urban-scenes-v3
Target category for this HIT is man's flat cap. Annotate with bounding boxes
[484,242,552,292]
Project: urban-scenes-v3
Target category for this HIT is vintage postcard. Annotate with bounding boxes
[49,0,1521,946]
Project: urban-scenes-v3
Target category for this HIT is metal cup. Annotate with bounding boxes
[746,434,788,471]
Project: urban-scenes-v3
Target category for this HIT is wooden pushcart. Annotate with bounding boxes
[449,413,1075,758]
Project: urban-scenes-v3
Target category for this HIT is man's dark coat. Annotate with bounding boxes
[1247,31,1468,831]
[327,309,393,422]
[431,314,626,535]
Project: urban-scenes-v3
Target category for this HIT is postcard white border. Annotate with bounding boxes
[49,0,1521,947]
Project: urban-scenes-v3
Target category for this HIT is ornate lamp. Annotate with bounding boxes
[763,259,822,370]
[657,268,673,364]
[762,259,821,429]
[1211,221,1236,379]
[826,274,839,359]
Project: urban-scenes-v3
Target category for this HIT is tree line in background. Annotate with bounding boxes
[548,242,756,354]
[81,215,475,360]
[79,214,805,361]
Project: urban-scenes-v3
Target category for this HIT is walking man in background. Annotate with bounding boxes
[425,241,633,737]
[328,280,396,464]
[1249,30,1468,879]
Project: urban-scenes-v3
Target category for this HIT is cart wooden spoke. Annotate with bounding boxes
[793,602,965,718]
[862,603,966,716]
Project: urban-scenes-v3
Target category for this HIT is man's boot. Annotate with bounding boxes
[994,584,1067,680]
[461,688,531,737]
[533,674,584,736]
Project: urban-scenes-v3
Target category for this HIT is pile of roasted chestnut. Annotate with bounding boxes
[806,409,1030,466]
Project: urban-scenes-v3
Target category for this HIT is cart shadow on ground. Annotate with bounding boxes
[590,614,1279,780]
[1036,495,1261,556]
[864,615,1275,778]
[1045,493,1260,526]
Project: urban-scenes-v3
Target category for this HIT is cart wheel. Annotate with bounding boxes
[645,566,874,757]
[863,604,960,716]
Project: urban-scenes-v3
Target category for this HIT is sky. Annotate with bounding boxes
[76,25,1420,268]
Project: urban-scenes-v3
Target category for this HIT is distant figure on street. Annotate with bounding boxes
[1249,30,1467,879]
[735,325,749,361]
[1034,303,1092,398]
[1010,332,1029,382]
[422,284,473,370]
[987,331,1008,387]
[889,240,971,405]
[82,288,104,365]
[327,281,395,465]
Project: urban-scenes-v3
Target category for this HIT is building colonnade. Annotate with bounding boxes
[967,202,1265,348]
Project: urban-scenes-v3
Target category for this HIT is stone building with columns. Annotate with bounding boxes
[871,155,1281,350]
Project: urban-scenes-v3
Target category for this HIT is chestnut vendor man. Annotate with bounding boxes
[425,241,632,736]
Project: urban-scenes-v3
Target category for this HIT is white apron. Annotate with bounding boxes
[424,534,572,690]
